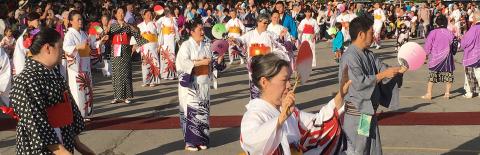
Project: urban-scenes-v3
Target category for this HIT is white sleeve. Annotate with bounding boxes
[240,111,283,155]
[13,34,25,75]
[62,32,77,55]
[175,42,194,74]
[0,48,11,92]
[313,99,344,126]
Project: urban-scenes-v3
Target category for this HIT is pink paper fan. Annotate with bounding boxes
[398,42,426,71]
[211,40,229,56]
[295,41,313,84]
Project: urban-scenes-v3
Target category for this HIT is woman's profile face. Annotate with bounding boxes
[262,66,291,106]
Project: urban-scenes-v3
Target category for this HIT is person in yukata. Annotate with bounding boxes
[339,16,407,155]
[240,53,352,155]
[461,11,480,98]
[176,19,226,152]
[11,28,94,155]
[421,15,456,100]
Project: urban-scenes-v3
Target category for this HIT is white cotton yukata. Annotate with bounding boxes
[176,37,226,147]
[299,17,320,67]
[63,28,95,117]
[157,16,179,80]
[240,98,345,155]
[336,13,357,42]
[0,48,11,105]
[373,9,386,46]
[235,29,290,99]
[12,30,27,75]
[226,18,246,64]
[137,21,161,85]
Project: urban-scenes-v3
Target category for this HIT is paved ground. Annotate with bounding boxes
[1,38,480,155]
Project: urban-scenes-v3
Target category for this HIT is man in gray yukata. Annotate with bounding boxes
[338,16,407,155]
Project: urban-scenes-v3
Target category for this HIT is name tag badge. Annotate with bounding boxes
[357,113,372,137]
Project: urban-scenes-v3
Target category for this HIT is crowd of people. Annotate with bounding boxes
[0,0,479,154]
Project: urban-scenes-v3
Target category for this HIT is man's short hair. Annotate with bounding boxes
[349,16,373,41]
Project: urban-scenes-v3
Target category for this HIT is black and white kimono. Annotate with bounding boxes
[10,58,85,155]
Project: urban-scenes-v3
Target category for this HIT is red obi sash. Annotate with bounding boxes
[112,32,129,45]
[303,24,315,34]
[46,91,73,128]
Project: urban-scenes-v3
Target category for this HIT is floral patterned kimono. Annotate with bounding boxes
[138,21,161,85]
[63,27,96,117]
[157,16,179,80]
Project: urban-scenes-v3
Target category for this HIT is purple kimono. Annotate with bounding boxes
[461,24,480,67]
[424,28,455,72]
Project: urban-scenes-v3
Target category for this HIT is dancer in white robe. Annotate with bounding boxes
[13,12,41,75]
[230,14,290,99]
[138,10,161,86]
[226,9,246,64]
[62,11,97,118]
[240,53,351,155]
[298,7,320,67]
[176,20,226,151]
[372,3,386,49]
[157,9,179,80]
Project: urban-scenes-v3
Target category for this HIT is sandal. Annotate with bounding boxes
[443,93,450,100]
[198,145,208,150]
[110,99,122,104]
[185,146,198,151]
[149,84,157,87]
[124,99,132,104]
[421,94,432,100]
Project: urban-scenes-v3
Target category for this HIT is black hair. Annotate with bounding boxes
[186,18,203,34]
[304,5,313,13]
[4,27,12,35]
[335,22,342,29]
[349,16,373,41]
[27,12,40,21]
[435,15,448,28]
[29,28,61,55]
[68,10,82,21]
[251,53,290,90]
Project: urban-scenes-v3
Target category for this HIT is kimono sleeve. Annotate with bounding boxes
[175,42,194,75]
[62,31,78,55]
[340,52,377,103]
[11,78,59,150]
[424,29,435,55]
[13,33,26,75]
[240,111,283,154]
[156,19,164,45]
[460,27,476,50]
[127,26,147,47]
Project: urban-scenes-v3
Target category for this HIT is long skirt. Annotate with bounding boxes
[112,45,134,100]
[178,82,210,147]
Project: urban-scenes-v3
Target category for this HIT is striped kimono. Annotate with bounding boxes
[240,98,345,155]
